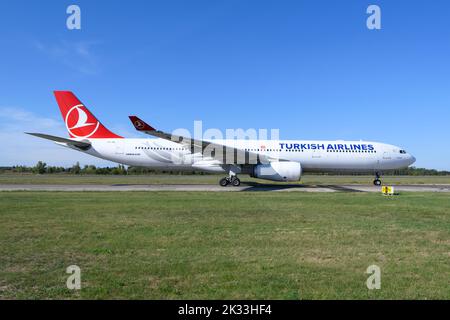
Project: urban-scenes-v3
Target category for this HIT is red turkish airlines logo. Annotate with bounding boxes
[134,120,145,129]
[65,104,100,138]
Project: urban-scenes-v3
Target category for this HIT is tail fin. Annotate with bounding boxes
[53,91,122,139]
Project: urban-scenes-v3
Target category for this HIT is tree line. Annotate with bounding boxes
[0,162,207,175]
[0,161,448,176]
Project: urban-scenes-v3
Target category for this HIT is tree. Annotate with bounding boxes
[112,164,127,175]
[82,165,97,175]
[71,162,81,174]
[33,161,47,174]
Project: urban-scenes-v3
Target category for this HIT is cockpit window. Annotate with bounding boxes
[399,150,406,154]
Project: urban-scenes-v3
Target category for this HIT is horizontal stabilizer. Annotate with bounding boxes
[26,133,91,150]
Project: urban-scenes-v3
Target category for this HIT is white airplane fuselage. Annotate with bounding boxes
[67,138,416,174]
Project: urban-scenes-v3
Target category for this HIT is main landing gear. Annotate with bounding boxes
[219,176,241,187]
[373,172,382,186]
[220,166,241,187]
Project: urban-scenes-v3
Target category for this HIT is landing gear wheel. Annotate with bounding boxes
[373,179,381,186]
[219,177,229,187]
[232,177,241,186]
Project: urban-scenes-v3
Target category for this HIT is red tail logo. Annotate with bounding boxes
[54,91,122,139]
[66,105,100,138]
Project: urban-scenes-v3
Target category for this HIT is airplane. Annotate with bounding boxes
[27,91,416,186]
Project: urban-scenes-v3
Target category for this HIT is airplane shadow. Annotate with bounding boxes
[319,184,364,193]
[240,182,364,192]
[108,182,365,192]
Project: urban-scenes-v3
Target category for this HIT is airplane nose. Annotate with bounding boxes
[410,155,416,165]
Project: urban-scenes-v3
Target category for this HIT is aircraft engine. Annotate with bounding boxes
[252,161,302,182]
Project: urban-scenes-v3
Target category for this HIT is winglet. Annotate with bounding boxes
[128,116,156,131]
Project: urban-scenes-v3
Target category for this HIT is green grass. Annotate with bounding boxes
[1,191,449,299]
[1,173,450,185]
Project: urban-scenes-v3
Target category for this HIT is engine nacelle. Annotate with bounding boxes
[252,161,302,182]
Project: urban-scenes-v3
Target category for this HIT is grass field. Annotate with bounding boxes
[1,191,449,299]
[1,173,450,185]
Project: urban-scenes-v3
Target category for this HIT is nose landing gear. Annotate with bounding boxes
[373,172,382,186]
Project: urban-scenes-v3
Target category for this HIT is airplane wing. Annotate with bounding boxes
[128,116,275,165]
[26,133,91,150]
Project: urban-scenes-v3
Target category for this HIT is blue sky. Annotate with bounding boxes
[0,0,449,169]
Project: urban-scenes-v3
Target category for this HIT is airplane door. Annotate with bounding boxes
[383,152,391,160]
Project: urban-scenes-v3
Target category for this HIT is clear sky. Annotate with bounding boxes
[0,0,449,169]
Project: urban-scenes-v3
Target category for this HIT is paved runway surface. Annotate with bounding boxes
[1,184,450,192]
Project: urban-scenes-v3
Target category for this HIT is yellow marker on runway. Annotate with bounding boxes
[382,186,395,195]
